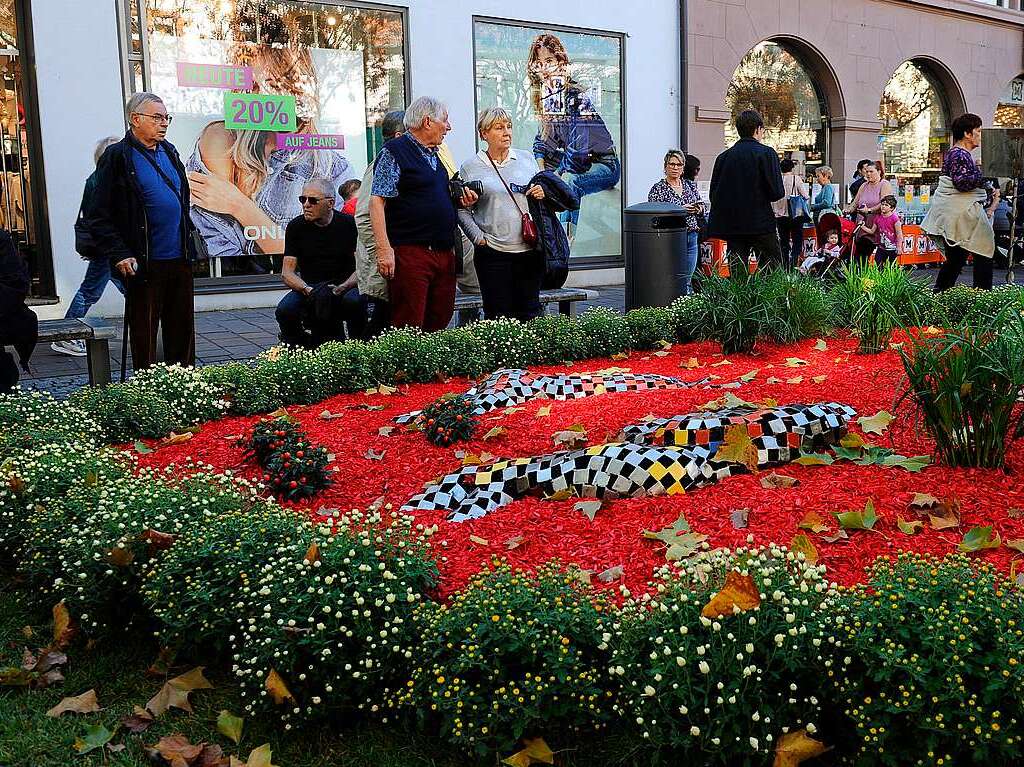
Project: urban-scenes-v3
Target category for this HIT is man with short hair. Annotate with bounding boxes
[84,92,200,369]
[706,109,786,269]
[849,159,872,199]
[275,177,364,347]
[368,97,477,331]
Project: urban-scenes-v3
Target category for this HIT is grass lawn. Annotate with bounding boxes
[0,588,635,767]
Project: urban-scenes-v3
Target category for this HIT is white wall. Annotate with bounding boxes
[31,0,679,316]
[30,0,128,320]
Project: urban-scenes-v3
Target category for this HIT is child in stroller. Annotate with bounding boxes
[799,211,857,278]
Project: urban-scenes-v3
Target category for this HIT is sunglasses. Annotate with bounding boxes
[299,195,331,205]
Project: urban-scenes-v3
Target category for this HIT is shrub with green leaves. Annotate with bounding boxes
[314,339,374,393]
[608,545,837,765]
[699,269,772,354]
[933,284,982,326]
[626,307,674,350]
[231,508,438,727]
[897,317,1024,468]
[575,307,632,358]
[823,552,1024,767]
[256,346,332,405]
[468,318,544,370]
[669,294,711,342]
[529,314,590,363]
[381,561,614,756]
[202,362,284,416]
[828,263,930,353]
[0,390,101,457]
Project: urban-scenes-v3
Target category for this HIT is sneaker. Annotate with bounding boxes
[51,339,86,357]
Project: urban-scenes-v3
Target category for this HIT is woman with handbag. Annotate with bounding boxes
[458,107,546,322]
[648,151,705,296]
[772,159,810,268]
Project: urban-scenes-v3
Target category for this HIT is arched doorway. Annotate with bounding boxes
[994,75,1024,128]
[878,60,955,191]
[724,40,831,177]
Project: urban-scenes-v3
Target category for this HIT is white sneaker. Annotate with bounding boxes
[51,340,86,357]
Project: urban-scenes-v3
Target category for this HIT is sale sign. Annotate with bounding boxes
[223,93,297,131]
[177,62,253,90]
[275,133,347,151]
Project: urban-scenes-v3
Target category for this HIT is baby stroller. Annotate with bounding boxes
[802,211,858,280]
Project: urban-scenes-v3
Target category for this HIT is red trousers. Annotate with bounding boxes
[389,245,455,331]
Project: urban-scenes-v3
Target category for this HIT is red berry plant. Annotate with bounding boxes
[240,417,332,501]
[419,394,477,447]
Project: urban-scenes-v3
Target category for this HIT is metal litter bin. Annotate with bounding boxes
[623,202,688,311]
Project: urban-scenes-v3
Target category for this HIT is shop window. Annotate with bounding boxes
[0,0,48,297]
[878,61,950,190]
[127,1,407,283]
[994,76,1024,129]
[725,41,829,177]
[473,19,624,263]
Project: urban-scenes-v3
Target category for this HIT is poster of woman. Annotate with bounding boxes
[474,21,623,260]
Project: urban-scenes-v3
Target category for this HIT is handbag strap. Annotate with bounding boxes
[133,142,188,208]
[486,152,527,216]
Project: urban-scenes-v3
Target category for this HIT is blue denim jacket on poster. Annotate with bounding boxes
[532,84,617,175]
[186,140,356,259]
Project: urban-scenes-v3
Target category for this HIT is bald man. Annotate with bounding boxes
[276,177,366,347]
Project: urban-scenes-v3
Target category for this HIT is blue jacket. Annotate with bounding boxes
[706,138,785,238]
[525,171,579,289]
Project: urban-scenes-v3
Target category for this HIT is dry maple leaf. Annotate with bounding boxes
[52,601,74,650]
[773,728,829,766]
[702,571,761,618]
[760,473,800,489]
[148,734,204,767]
[303,542,321,564]
[122,706,156,733]
[146,667,213,717]
[597,565,624,583]
[713,425,759,471]
[504,535,525,550]
[791,534,818,564]
[230,744,277,767]
[797,510,828,534]
[264,669,295,706]
[502,737,555,767]
[46,689,100,717]
[469,535,489,546]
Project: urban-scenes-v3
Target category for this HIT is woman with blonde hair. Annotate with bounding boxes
[809,165,837,221]
[527,33,619,243]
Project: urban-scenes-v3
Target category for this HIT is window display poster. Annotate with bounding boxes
[149,34,367,265]
[473,21,623,260]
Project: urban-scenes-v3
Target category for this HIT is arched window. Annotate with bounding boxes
[725,41,829,174]
[878,61,951,186]
[994,75,1024,128]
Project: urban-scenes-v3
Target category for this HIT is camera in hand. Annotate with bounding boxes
[450,175,484,199]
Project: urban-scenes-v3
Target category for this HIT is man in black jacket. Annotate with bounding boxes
[706,110,786,269]
[83,92,201,370]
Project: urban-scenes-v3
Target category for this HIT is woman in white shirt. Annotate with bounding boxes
[772,158,810,268]
[458,107,546,321]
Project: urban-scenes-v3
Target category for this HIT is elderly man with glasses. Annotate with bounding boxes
[83,91,202,371]
[275,177,365,347]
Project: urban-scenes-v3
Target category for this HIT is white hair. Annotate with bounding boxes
[94,136,119,166]
[404,97,447,130]
[303,177,336,199]
[125,92,164,121]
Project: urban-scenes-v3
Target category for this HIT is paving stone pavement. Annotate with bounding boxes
[8,261,1014,399]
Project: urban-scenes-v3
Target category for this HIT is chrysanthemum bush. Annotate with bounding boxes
[467,317,544,370]
[378,560,615,756]
[822,552,1024,767]
[230,507,438,727]
[0,389,101,457]
[607,544,837,765]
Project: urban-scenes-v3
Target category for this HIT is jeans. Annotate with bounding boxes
[473,245,544,322]
[276,286,367,347]
[934,242,993,292]
[560,158,620,226]
[776,217,804,269]
[64,257,125,320]
[678,230,699,296]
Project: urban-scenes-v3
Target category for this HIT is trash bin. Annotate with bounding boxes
[623,202,688,311]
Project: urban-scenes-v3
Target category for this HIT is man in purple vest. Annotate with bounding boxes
[368,97,477,330]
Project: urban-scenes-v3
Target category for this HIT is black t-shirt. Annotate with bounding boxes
[284,212,357,286]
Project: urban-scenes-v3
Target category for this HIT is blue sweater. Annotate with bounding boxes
[810,182,836,214]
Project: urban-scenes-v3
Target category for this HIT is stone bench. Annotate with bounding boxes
[36,317,117,385]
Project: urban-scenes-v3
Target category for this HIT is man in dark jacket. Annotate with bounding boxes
[83,92,201,370]
[0,228,36,393]
[706,110,786,268]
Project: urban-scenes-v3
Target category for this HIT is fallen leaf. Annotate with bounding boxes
[74,724,115,754]
[665,533,707,561]
[766,376,783,384]
[760,473,800,489]
[610,352,629,361]
[786,376,804,385]
[711,359,733,367]
[774,728,829,766]
[377,426,395,437]
[217,710,244,745]
[503,406,525,414]
[264,669,295,707]
[791,534,818,563]
[597,565,624,583]
[460,453,481,466]
[835,499,879,531]
[230,743,277,767]
[798,510,828,534]
[149,734,204,766]
[146,646,177,678]
[1007,539,1024,553]
[1010,508,1024,519]
[121,706,155,733]
[811,375,827,384]
[161,431,194,446]
[47,689,99,717]
[482,426,507,441]
[141,528,177,552]
[469,535,489,546]
[503,737,555,767]
[544,488,574,501]
[303,542,321,564]
[52,601,73,650]
[821,529,850,543]
[783,357,809,367]
[535,405,551,417]
[107,743,126,753]
[553,426,589,450]
[569,566,592,585]
[909,493,940,508]
[730,508,750,529]
[839,433,866,450]
[739,369,759,382]
[147,667,213,717]
[813,339,828,351]
[318,410,344,420]
[574,500,603,521]
[923,325,943,335]
[897,517,924,535]
[713,425,759,471]
[363,448,385,461]
[795,452,834,466]
[881,454,931,472]
[680,357,700,369]
[134,441,154,454]
[958,525,1002,553]
[858,410,895,435]
[702,571,761,618]
[912,496,961,530]
[653,350,670,358]
[504,535,525,550]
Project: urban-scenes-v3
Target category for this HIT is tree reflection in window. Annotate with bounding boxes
[878,61,950,179]
[725,41,827,170]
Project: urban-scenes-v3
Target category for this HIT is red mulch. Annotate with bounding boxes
[137,334,1024,599]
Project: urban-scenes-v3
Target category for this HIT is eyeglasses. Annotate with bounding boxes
[299,195,331,205]
[133,112,173,125]
[665,162,684,168]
